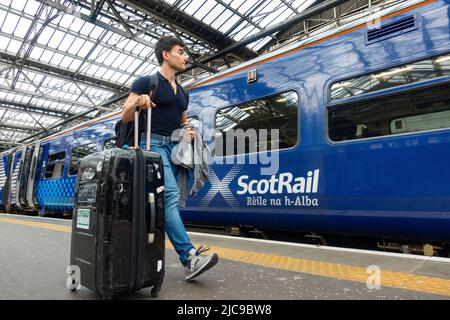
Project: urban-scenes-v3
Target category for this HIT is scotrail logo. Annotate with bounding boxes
[200,168,321,208]
[237,170,320,195]
[237,170,321,207]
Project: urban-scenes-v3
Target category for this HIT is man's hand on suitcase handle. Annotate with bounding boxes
[135,94,156,110]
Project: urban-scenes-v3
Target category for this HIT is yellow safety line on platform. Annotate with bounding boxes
[0,217,72,233]
[1,216,450,297]
[192,244,450,297]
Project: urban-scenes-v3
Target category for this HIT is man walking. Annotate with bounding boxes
[121,36,219,281]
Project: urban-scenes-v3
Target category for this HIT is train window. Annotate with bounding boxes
[103,138,116,150]
[69,143,97,176]
[328,83,450,142]
[45,151,66,179]
[331,53,450,100]
[215,91,298,156]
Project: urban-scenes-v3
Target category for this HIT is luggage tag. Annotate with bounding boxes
[153,163,162,180]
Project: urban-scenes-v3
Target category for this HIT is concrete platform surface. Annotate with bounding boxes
[0,213,449,300]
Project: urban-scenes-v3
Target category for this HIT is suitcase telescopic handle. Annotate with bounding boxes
[134,91,153,151]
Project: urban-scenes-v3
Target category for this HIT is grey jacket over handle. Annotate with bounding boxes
[171,125,209,208]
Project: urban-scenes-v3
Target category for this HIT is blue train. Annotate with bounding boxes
[1,0,449,252]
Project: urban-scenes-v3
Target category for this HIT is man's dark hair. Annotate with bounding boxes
[155,36,185,65]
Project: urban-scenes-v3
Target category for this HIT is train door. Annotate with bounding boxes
[8,148,23,212]
[35,141,71,215]
[0,152,12,211]
[17,145,35,211]
[34,142,50,213]
[26,141,41,211]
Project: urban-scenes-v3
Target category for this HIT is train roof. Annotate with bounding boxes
[0,109,121,156]
[39,110,122,143]
[185,0,432,90]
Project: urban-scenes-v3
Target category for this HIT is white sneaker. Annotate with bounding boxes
[184,246,219,281]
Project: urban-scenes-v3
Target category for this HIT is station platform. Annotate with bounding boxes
[0,213,449,300]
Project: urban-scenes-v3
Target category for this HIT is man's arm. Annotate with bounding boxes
[181,111,195,141]
[181,111,188,126]
[121,92,155,123]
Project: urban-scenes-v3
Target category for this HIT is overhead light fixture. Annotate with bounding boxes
[276,97,287,103]
[240,106,256,112]
[374,67,413,79]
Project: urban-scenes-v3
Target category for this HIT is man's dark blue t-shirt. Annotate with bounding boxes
[130,72,188,137]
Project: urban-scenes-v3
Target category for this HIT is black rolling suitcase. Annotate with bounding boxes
[69,106,165,299]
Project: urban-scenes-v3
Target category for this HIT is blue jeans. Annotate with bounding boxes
[141,134,194,265]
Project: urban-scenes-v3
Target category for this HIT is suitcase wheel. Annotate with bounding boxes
[151,287,159,298]
[69,279,78,292]
[102,293,114,300]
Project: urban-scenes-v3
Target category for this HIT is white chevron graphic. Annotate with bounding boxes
[10,161,20,204]
[200,165,241,208]
[0,160,6,190]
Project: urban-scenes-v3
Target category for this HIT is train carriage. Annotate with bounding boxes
[1,0,449,252]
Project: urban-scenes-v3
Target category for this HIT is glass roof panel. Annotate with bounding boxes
[295,0,317,11]
[0,10,6,29]
[2,0,12,7]
[69,59,83,71]
[58,33,75,52]
[172,0,319,46]
[250,36,273,51]
[212,9,237,32]
[36,25,52,46]
[2,12,20,34]
[0,0,333,148]
[79,22,94,37]
[29,46,44,60]
[13,17,32,38]
[233,24,258,41]
[201,3,225,25]
[259,7,293,28]
[83,64,99,76]
[47,29,66,49]
[183,0,205,16]
[59,56,73,69]
[22,0,40,16]
[6,39,21,55]
[235,0,254,14]
[11,0,26,12]
[103,50,120,66]
[0,35,10,51]
[89,25,105,39]
[59,15,82,32]
[73,39,95,58]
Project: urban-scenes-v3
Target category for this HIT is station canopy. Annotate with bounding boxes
[0,0,400,150]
